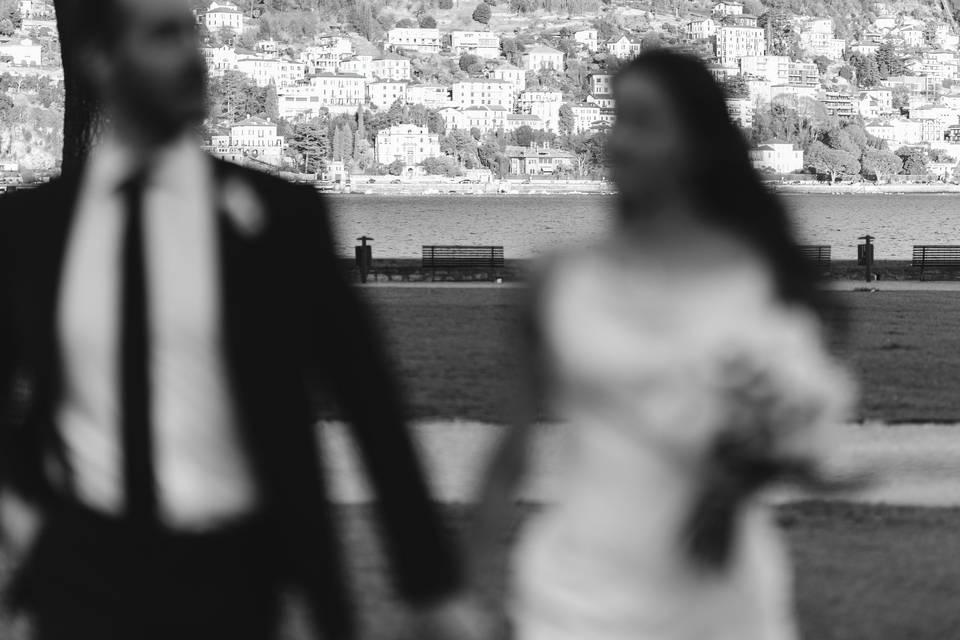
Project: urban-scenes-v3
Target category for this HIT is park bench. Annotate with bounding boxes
[912,245,960,280]
[798,245,832,267]
[422,245,505,280]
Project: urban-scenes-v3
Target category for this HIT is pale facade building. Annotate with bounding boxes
[686,16,717,40]
[452,79,514,110]
[375,124,440,165]
[367,80,408,110]
[202,46,239,78]
[504,114,547,132]
[522,45,564,71]
[406,84,452,109]
[712,1,743,16]
[590,73,613,96]
[606,36,643,59]
[519,90,563,132]
[372,55,412,81]
[449,31,502,58]
[0,38,42,65]
[443,105,509,132]
[277,73,365,119]
[235,56,305,88]
[492,65,526,94]
[206,117,285,168]
[204,1,244,34]
[750,142,803,173]
[739,55,789,84]
[715,26,766,66]
[574,29,599,52]
[570,102,601,133]
[726,98,755,128]
[387,28,441,54]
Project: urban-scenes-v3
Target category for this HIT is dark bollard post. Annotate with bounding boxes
[355,236,374,284]
[858,235,875,283]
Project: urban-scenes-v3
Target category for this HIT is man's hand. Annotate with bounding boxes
[0,490,43,557]
[413,592,493,640]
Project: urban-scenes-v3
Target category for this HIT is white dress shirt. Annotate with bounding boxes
[56,132,260,530]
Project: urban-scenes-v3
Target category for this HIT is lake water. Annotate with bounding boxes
[327,193,960,261]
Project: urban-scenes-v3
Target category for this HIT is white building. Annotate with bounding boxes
[372,54,412,81]
[713,1,743,16]
[203,1,244,34]
[739,55,789,84]
[606,35,643,59]
[202,46,239,78]
[277,73,365,119]
[519,90,563,132]
[452,79,514,110]
[449,31,501,58]
[504,113,547,132]
[235,55,305,88]
[375,124,440,165]
[206,117,285,167]
[387,28,441,54]
[727,98,755,128]
[590,73,613,96]
[367,80,408,110]
[299,37,353,74]
[798,28,846,60]
[897,26,924,49]
[715,26,766,66]
[406,83,452,109]
[522,44,564,72]
[443,105,509,132]
[570,102,601,133]
[750,142,803,173]
[0,38,42,65]
[687,16,717,40]
[492,65,526,94]
[574,29,599,52]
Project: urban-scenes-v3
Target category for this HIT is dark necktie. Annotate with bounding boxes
[119,171,158,528]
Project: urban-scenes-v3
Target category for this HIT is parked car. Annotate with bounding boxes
[390,178,401,184]
[367,178,377,184]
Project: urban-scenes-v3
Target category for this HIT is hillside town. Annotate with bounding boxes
[3,0,960,185]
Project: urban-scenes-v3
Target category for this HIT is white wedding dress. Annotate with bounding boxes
[510,245,854,640]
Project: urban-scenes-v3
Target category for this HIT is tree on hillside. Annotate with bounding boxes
[860,148,902,182]
[758,9,800,58]
[720,74,749,99]
[823,128,861,159]
[849,52,880,87]
[0,0,21,31]
[472,2,491,25]
[558,103,575,136]
[288,120,328,173]
[459,53,482,73]
[419,15,437,28]
[813,56,831,76]
[439,0,453,8]
[875,41,905,79]
[805,141,860,181]
[895,146,929,175]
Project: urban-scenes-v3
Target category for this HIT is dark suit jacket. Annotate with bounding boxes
[0,158,462,638]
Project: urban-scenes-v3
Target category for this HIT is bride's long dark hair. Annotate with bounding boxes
[612,51,850,570]
[612,51,829,321]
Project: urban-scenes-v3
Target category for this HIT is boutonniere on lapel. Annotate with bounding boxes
[220,175,267,238]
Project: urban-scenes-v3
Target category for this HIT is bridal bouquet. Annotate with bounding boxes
[682,335,857,571]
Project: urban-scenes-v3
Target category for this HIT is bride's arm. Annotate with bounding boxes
[467,278,547,582]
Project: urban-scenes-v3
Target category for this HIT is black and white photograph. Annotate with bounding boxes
[0,0,959,638]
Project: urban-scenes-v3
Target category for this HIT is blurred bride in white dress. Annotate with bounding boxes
[471,51,856,640]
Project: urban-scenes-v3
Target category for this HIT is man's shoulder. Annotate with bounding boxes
[212,158,317,202]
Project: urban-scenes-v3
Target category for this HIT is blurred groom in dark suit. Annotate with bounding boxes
[0,0,481,638]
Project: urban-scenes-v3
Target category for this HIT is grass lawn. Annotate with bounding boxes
[3,287,959,639]
[356,287,960,424]
[3,502,952,640]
